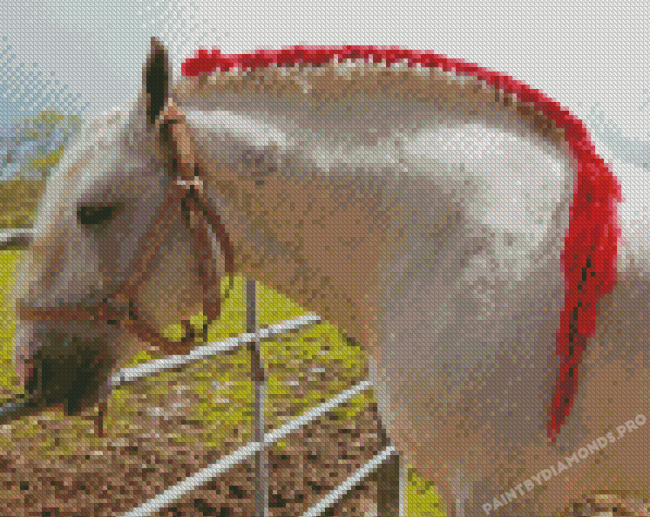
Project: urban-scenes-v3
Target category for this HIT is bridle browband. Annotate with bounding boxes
[16,102,234,357]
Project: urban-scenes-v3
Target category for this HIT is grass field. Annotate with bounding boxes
[0,246,444,516]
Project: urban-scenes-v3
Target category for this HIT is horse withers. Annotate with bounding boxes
[5,38,650,516]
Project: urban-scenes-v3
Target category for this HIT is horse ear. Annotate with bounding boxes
[143,37,170,127]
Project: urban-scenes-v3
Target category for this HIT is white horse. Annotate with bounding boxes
[8,38,650,516]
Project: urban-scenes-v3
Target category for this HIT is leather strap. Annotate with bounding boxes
[17,101,234,357]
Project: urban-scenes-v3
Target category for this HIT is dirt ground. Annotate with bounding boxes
[0,366,392,517]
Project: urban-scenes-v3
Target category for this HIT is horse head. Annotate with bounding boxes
[4,38,228,428]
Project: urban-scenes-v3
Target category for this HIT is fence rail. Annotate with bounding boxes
[1,228,406,517]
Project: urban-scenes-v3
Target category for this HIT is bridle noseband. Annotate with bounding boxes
[17,102,234,356]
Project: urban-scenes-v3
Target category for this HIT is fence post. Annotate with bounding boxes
[248,278,269,516]
[377,447,404,516]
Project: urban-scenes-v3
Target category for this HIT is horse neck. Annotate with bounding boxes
[177,86,574,356]
[181,107,387,348]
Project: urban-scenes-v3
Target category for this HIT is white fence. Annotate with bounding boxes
[1,228,407,517]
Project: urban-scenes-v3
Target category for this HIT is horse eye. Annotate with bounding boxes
[77,205,117,227]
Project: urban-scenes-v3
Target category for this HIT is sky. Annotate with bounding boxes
[1,0,648,169]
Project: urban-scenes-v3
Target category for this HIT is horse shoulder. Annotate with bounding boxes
[585,206,650,426]
[569,161,650,508]
[592,159,650,371]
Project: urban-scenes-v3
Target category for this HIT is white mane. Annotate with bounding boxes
[171,58,568,144]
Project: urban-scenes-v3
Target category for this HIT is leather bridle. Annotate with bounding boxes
[16,102,234,357]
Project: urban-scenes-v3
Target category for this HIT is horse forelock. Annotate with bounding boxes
[26,97,166,292]
[45,98,163,198]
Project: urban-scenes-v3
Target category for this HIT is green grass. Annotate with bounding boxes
[0,246,444,516]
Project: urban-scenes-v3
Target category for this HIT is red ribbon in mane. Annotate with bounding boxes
[181,45,622,442]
